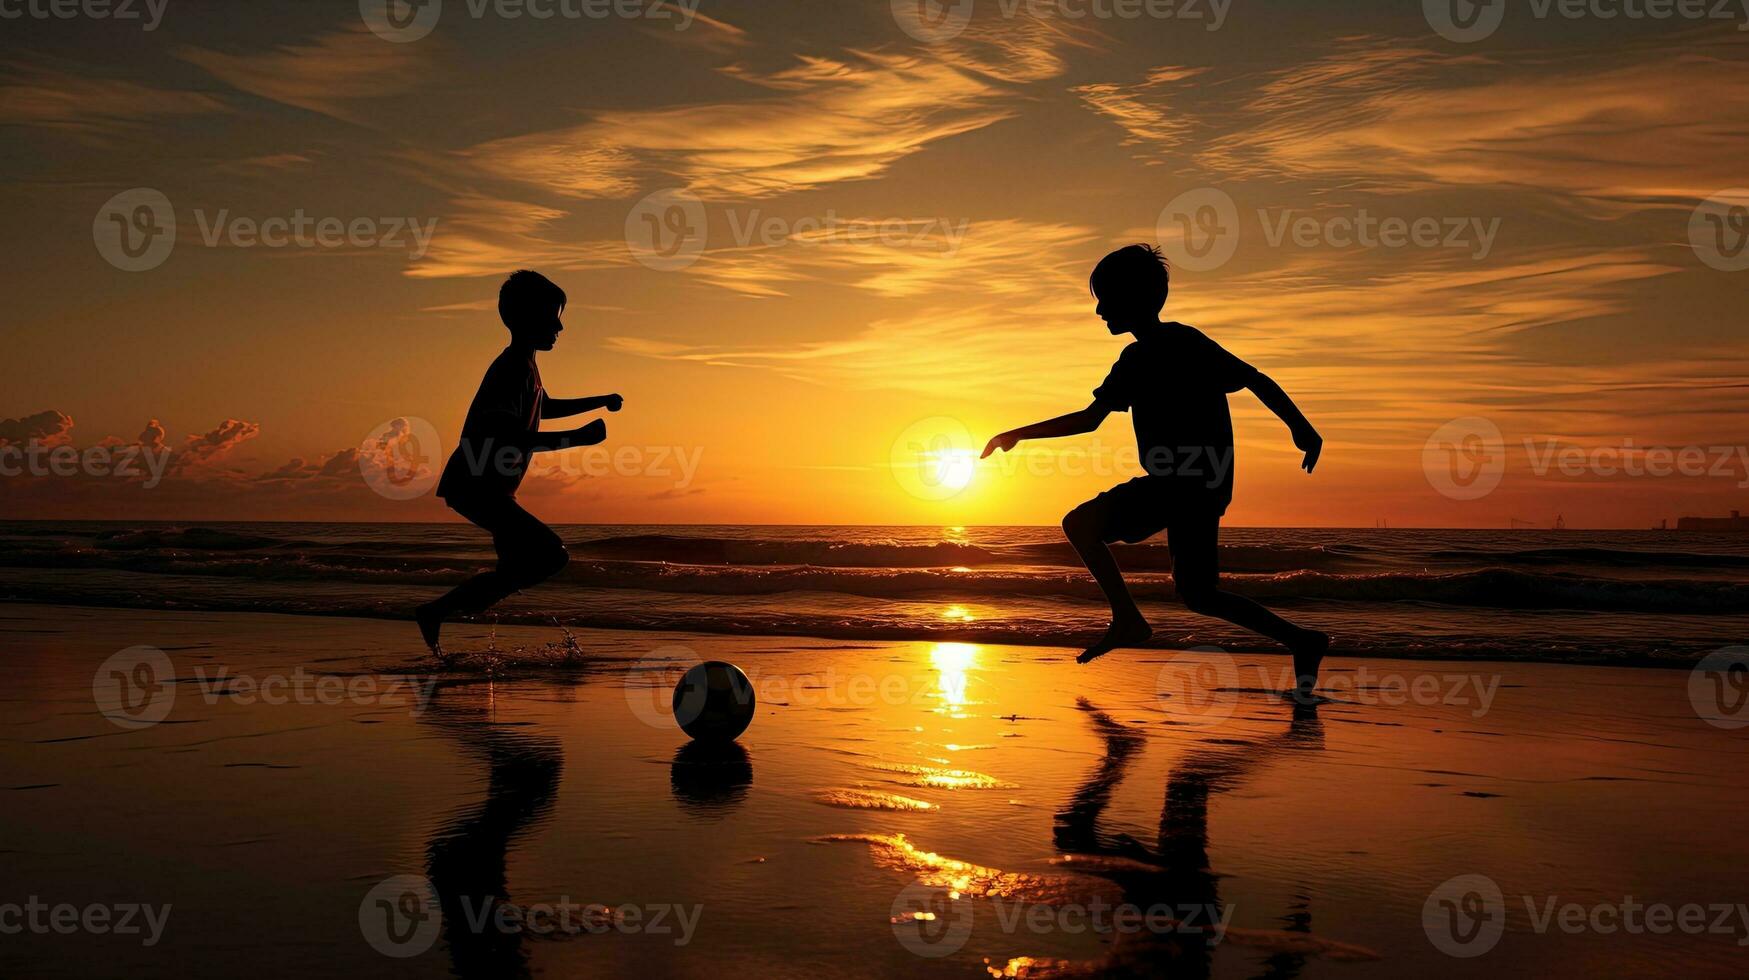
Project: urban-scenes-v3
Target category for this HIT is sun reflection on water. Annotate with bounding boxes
[929,642,979,708]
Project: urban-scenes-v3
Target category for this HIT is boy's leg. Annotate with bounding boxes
[1063,482,1156,663]
[418,497,569,653]
[1167,514,1327,690]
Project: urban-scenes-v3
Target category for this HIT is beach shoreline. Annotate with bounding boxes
[4,602,1748,978]
[5,521,1744,670]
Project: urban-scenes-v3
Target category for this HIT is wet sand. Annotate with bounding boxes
[2,603,1746,978]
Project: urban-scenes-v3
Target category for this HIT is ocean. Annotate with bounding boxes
[1,521,1745,665]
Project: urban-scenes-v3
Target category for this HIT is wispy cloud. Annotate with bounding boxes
[408,194,628,279]
[681,218,1096,297]
[1197,33,1749,209]
[176,25,428,125]
[466,49,1017,201]
[0,60,227,137]
[456,7,1089,202]
[1073,66,1206,158]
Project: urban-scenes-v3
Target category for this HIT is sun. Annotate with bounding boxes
[929,448,977,492]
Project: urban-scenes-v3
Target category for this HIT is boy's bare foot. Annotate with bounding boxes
[415,603,445,658]
[1290,628,1329,695]
[1077,616,1152,664]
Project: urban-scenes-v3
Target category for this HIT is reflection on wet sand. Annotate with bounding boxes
[1049,697,1376,977]
[422,681,564,980]
[670,740,754,817]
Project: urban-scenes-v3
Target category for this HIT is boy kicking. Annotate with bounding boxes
[981,245,1329,692]
[415,270,621,656]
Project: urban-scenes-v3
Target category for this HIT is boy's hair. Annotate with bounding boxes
[498,269,566,329]
[1089,244,1170,312]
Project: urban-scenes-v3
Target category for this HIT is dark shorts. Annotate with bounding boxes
[1067,477,1223,591]
[446,494,565,572]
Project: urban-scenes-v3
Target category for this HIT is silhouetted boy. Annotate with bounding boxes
[416,270,621,656]
[982,245,1329,691]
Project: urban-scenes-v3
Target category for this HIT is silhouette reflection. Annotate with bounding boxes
[1053,698,1324,978]
[422,682,563,980]
[669,740,753,818]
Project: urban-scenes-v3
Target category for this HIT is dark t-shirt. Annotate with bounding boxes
[437,347,544,499]
[1091,322,1258,512]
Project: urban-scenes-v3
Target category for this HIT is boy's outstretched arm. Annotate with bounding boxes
[543,393,623,419]
[1247,373,1322,472]
[981,402,1110,458]
[526,418,608,454]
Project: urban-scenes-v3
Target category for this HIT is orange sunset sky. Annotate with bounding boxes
[2,0,1747,527]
